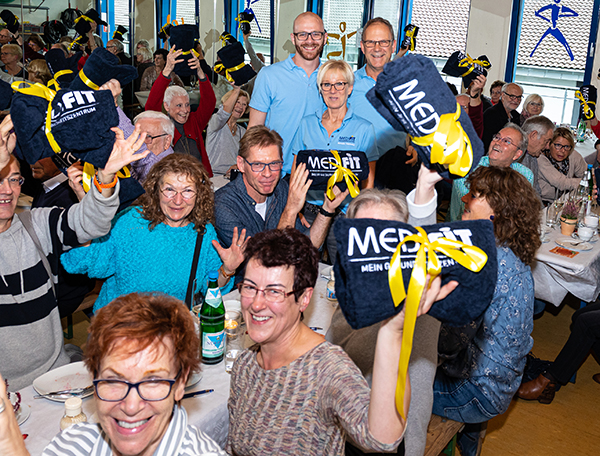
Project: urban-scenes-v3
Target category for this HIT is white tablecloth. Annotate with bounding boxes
[532,227,600,306]
[19,264,336,453]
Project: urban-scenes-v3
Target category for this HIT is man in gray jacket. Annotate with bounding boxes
[520,115,555,197]
[0,115,148,389]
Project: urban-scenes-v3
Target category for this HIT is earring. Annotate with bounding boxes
[490,215,495,221]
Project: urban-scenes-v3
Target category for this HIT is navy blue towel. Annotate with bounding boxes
[296,149,369,192]
[70,48,137,91]
[578,85,597,120]
[366,53,485,180]
[45,49,83,88]
[333,218,497,329]
[11,87,118,166]
[217,41,256,86]
[169,25,199,77]
[442,51,490,89]
[0,79,13,110]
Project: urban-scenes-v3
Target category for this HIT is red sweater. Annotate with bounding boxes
[145,73,215,176]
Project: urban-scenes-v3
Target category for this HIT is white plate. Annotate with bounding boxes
[555,237,593,251]
[572,232,599,243]
[15,404,30,425]
[185,371,203,389]
[33,361,93,402]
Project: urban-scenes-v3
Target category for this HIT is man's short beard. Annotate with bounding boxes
[294,41,325,61]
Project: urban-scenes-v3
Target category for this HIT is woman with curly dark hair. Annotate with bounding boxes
[62,154,247,313]
[433,166,541,456]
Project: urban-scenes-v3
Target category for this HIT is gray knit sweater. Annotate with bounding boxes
[227,342,401,456]
[0,184,120,389]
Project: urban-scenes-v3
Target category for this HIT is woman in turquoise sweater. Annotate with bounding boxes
[62,154,246,312]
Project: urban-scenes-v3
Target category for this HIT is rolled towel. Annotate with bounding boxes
[576,85,597,121]
[70,48,138,91]
[216,41,257,86]
[366,53,485,179]
[169,24,200,77]
[442,50,491,90]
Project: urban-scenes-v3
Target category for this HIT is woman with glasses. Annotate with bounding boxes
[206,86,250,175]
[226,228,455,456]
[538,126,586,203]
[520,94,545,123]
[62,154,246,313]
[290,59,377,259]
[0,44,27,79]
[0,293,226,456]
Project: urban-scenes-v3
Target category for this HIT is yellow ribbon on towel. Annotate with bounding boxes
[412,103,474,178]
[388,227,488,418]
[575,90,596,120]
[458,53,491,78]
[213,62,247,83]
[325,150,360,200]
[47,69,73,92]
[11,81,61,154]
[78,69,100,90]
[404,28,416,51]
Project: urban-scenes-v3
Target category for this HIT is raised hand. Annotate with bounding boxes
[98,79,122,107]
[212,226,249,277]
[67,162,86,201]
[97,125,148,187]
[163,46,184,79]
[286,162,311,215]
[0,115,16,171]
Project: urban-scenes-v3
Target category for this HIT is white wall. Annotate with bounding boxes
[465,0,513,85]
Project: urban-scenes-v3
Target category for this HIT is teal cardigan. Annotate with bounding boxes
[61,206,232,312]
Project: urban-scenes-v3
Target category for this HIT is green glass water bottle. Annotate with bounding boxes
[200,271,226,364]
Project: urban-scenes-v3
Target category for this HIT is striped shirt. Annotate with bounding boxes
[42,405,226,456]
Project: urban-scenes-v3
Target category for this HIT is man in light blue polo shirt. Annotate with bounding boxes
[248,12,327,175]
[350,17,410,159]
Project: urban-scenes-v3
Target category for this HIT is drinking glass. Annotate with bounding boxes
[546,204,557,228]
[224,310,244,373]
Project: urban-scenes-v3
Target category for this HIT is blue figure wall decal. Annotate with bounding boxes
[530,0,578,61]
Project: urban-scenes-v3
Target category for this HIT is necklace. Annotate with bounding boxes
[228,121,237,136]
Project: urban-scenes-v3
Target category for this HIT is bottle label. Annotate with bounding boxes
[326,284,336,301]
[202,330,225,358]
[205,287,223,309]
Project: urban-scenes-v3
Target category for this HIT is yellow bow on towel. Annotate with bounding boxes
[404,28,416,52]
[458,54,491,78]
[412,103,474,177]
[46,69,73,92]
[213,62,246,83]
[388,227,488,418]
[82,163,131,193]
[11,81,61,153]
[326,150,360,200]
[575,90,596,120]
[235,16,251,31]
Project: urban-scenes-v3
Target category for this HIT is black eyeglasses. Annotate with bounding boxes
[293,31,325,41]
[553,143,573,152]
[144,133,168,143]
[243,158,283,173]
[503,92,523,101]
[320,81,348,92]
[93,369,182,402]
[362,39,393,49]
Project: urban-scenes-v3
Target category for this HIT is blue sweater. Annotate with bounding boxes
[61,207,232,312]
